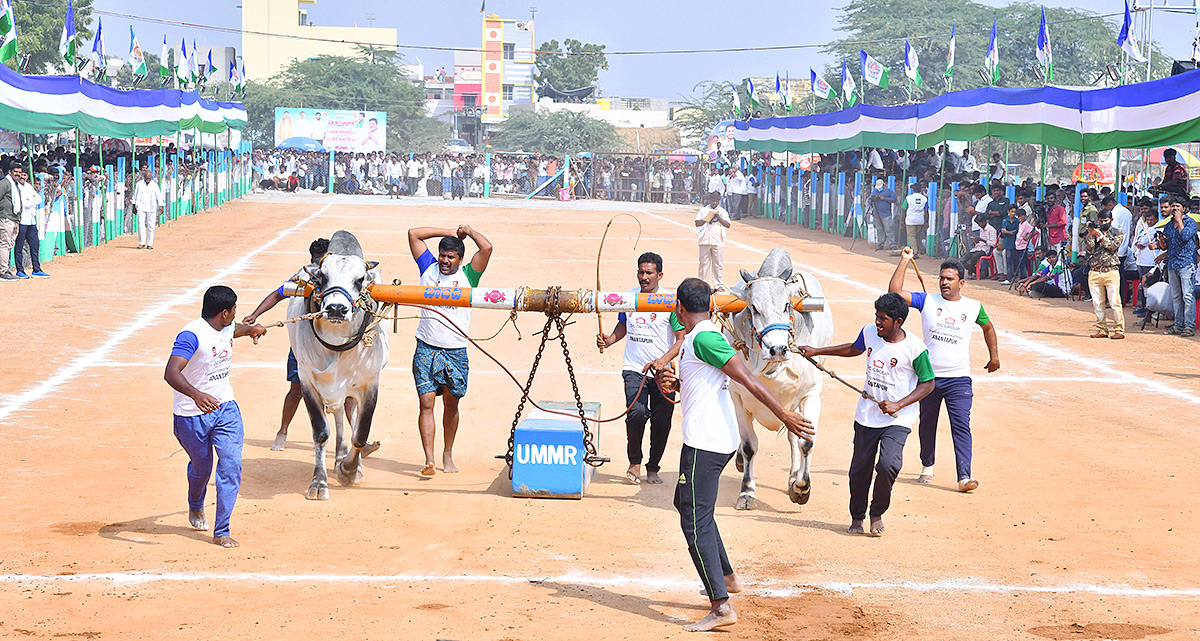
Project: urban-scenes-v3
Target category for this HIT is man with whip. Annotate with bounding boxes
[889,249,1000,493]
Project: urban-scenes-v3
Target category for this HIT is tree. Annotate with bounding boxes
[11,0,94,74]
[241,46,446,152]
[535,39,608,93]
[820,0,1172,110]
[492,108,618,154]
[673,80,736,146]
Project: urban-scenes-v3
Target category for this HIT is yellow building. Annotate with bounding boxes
[241,0,398,80]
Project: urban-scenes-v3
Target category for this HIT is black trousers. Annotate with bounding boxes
[674,445,734,602]
[848,422,909,520]
[1030,281,1066,298]
[622,370,675,472]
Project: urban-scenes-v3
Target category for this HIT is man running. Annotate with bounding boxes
[796,293,934,536]
[407,225,493,476]
[164,286,266,548]
[654,277,813,633]
[889,250,1000,492]
[242,238,329,450]
[596,252,684,485]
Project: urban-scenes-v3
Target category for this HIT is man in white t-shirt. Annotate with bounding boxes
[725,166,745,220]
[889,250,1000,492]
[696,190,732,291]
[904,182,928,256]
[406,225,493,476]
[164,286,266,548]
[654,278,813,632]
[597,252,684,485]
[133,168,164,250]
[796,293,935,536]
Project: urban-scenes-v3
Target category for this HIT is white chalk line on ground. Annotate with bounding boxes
[0,571,1196,598]
[0,205,333,424]
[637,209,1200,407]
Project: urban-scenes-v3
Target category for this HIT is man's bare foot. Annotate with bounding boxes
[869,517,885,537]
[442,452,458,474]
[646,471,663,484]
[213,535,239,548]
[626,464,641,485]
[958,478,979,492]
[917,466,934,484]
[188,510,208,531]
[271,431,287,451]
[361,441,381,458]
[683,599,737,632]
[848,519,865,534]
[420,463,436,477]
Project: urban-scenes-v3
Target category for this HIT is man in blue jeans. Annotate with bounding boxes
[1159,194,1197,337]
[164,286,266,547]
[889,251,1001,492]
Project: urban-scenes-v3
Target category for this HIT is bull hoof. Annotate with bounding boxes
[789,475,812,505]
[306,482,329,500]
[735,494,758,511]
[735,452,744,473]
[336,464,363,486]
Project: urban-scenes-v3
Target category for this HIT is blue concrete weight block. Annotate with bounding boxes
[512,401,601,499]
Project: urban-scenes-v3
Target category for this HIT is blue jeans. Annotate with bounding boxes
[173,401,244,537]
[1168,264,1196,331]
[917,376,974,481]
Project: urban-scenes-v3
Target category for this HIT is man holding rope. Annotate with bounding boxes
[597,252,684,485]
[889,250,1000,493]
[654,277,813,632]
[407,225,493,476]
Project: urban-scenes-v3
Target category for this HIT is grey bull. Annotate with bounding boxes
[724,248,834,510]
[288,230,389,500]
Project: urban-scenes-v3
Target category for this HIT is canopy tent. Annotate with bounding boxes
[732,68,1200,155]
[0,63,246,138]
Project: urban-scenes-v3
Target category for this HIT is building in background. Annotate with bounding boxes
[446,15,537,145]
[241,0,398,80]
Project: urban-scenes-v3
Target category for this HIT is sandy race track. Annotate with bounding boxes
[0,192,1197,640]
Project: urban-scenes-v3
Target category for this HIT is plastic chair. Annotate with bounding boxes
[975,254,998,280]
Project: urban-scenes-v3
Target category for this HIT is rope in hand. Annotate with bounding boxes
[595,213,643,353]
[791,347,897,418]
[251,310,324,344]
[400,300,664,424]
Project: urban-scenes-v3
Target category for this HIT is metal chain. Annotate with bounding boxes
[504,310,556,478]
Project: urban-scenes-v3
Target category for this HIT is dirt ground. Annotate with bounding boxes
[0,192,1197,640]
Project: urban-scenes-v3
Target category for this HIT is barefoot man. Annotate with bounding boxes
[596,251,684,485]
[164,286,266,548]
[796,293,934,536]
[242,238,328,451]
[407,224,493,475]
[888,250,1000,492]
[654,278,814,632]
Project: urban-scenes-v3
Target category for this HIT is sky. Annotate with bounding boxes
[93,0,1200,101]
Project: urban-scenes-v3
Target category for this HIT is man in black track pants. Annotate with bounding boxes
[652,277,814,633]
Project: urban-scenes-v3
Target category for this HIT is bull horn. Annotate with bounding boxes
[740,269,755,283]
[365,260,379,270]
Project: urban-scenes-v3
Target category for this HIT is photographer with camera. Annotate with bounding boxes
[1156,194,1197,337]
[1080,207,1125,339]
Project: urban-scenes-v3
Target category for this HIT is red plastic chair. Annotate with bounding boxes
[975,254,998,280]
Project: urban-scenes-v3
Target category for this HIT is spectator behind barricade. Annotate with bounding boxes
[1080,187,1099,223]
[998,203,1020,285]
[904,182,928,256]
[1160,149,1190,197]
[1046,189,1069,248]
[1014,207,1036,281]
[1132,203,1163,317]
[965,213,998,279]
[1081,206,1124,339]
[983,183,1010,278]
[1157,194,1198,337]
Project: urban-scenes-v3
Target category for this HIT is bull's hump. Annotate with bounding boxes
[328,230,364,258]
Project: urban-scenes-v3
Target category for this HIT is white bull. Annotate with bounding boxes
[288,230,389,500]
[723,248,834,510]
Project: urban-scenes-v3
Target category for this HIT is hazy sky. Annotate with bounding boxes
[95,0,1200,101]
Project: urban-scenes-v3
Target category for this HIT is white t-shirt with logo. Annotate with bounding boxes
[616,286,678,373]
[170,317,236,417]
[414,249,482,349]
[905,193,928,225]
[910,292,989,378]
[679,320,740,454]
[852,325,934,428]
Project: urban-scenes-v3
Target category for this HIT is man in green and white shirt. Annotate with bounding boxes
[797,293,935,537]
[653,278,813,633]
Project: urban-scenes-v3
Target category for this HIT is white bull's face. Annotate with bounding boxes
[308,255,378,324]
[743,279,793,363]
